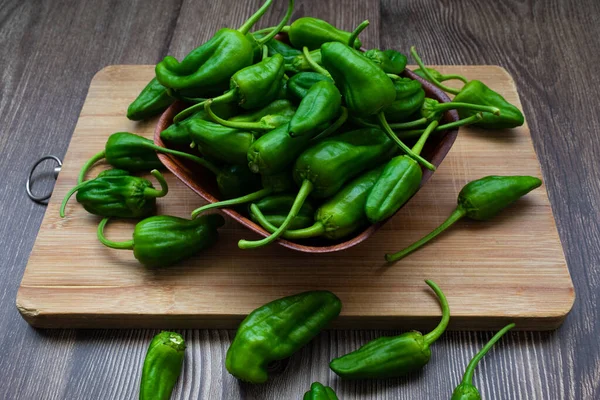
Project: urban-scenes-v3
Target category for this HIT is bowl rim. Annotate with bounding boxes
[153,68,459,253]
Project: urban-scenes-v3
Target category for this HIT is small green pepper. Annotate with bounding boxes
[249,194,315,230]
[288,17,362,50]
[97,213,224,267]
[77,132,219,183]
[303,382,339,400]
[330,280,449,379]
[364,49,407,74]
[382,77,426,123]
[186,119,256,166]
[226,290,342,383]
[451,323,515,400]
[285,49,323,74]
[127,78,175,121]
[139,331,185,400]
[60,169,168,219]
[217,164,262,200]
[286,72,334,101]
[413,67,468,84]
[289,80,342,137]
[386,175,543,262]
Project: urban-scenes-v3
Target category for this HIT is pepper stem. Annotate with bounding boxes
[205,100,274,131]
[385,206,467,262]
[439,73,468,84]
[142,170,169,198]
[60,181,88,218]
[461,323,516,385]
[311,107,349,141]
[249,204,326,239]
[238,179,314,249]
[422,280,451,345]
[237,0,274,35]
[386,73,401,80]
[348,20,369,49]
[173,90,237,123]
[78,150,106,184]
[142,142,221,175]
[388,117,429,130]
[262,45,269,60]
[254,0,295,45]
[191,187,273,219]
[97,218,135,250]
[377,112,436,171]
[435,101,500,116]
[411,120,438,156]
[396,113,484,140]
[302,46,332,79]
[410,46,460,95]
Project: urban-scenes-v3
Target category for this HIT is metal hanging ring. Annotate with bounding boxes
[26,155,62,203]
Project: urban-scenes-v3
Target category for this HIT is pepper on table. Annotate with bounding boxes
[287,17,363,50]
[303,382,339,400]
[139,331,185,400]
[364,49,407,74]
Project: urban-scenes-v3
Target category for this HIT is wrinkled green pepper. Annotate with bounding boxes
[288,17,362,50]
[97,213,224,267]
[250,194,315,230]
[364,49,407,74]
[452,323,515,400]
[186,119,255,166]
[303,382,339,400]
[226,290,342,383]
[383,77,426,123]
[127,78,175,121]
[386,175,543,262]
[286,72,334,101]
[217,164,262,199]
[289,80,341,137]
[139,331,185,400]
[60,169,168,218]
[330,280,449,379]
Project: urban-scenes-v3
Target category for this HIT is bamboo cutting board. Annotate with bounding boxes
[16,65,574,330]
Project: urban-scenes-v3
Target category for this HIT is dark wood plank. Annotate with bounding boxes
[1,0,599,399]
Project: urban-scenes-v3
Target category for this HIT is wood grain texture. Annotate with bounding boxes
[16,65,573,331]
[1,0,599,399]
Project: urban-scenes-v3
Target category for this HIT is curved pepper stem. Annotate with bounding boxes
[410,46,460,95]
[311,107,349,141]
[142,170,169,198]
[396,113,484,140]
[435,101,500,116]
[237,0,274,35]
[249,204,326,239]
[461,323,516,386]
[385,206,467,262]
[262,45,269,60]
[204,100,274,131]
[348,20,370,49]
[141,142,221,175]
[411,120,438,156]
[191,187,273,219]
[388,117,429,130]
[386,73,402,80]
[173,90,237,123]
[377,112,436,171]
[238,179,314,249]
[422,280,451,346]
[302,47,332,79]
[78,150,106,184]
[60,181,88,218]
[253,0,295,45]
[97,218,135,250]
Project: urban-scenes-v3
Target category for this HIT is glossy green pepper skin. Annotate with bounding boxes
[139,331,185,400]
[451,323,516,400]
[227,53,286,109]
[60,169,168,219]
[289,80,341,137]
[383,78,425,122]
[186,119,255,166]
[321,42,396,117]
[293,128,393,198]
[286,72,334,101]
[288,17,362,50]
[127,78,175,121]
[261,37,302,63]
[303,382,339,400]
[286,49,322,74]
[250,194,315,230]
[364,49,407,74]
[217,164,261,199]
[330,280,449,379]
[386,175,543,262]
[98,214,225,267]
[226,290,342,383]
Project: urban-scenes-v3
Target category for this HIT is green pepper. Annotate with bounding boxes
[289,80,341,137]
[285,49,322,74]
[251,165,384,241]
[413,67,468,84]
[97,213,224,267]
[286,72,334,101]
[139,331,185,400]
[288,17,362,50]
[249,194,315,230]
[303,382,339,400]
[364,49,407,74]
[127,78,175,121]
[226,290,342,383]
[155,0,293,97]
[382,77,425,123]
[217,164,262,200]
[238,128,393,249]
[451,323,515,400]
[330,280,449,379]
[60,169,168,219]
[386,175,542,262]
[186,119,255,166]
[411,47,525,129]
[77,132,219,183]
[365,120,437,223]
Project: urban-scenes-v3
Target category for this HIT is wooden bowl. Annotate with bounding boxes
[154,68,459,253]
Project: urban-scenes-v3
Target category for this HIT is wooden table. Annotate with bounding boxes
[1,0,598,398]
